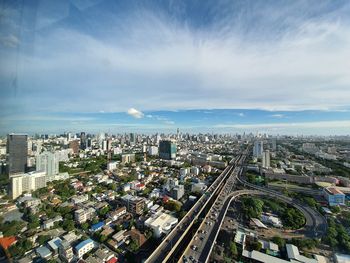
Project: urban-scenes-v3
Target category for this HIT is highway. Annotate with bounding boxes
[180,151,328,263]
[180,154,249,263]
[144,154,245,263]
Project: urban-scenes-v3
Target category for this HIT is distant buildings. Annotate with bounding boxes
[10,171,47,199]
[7,133,28,175]
[323,187,345,206]
[159,140,177,160]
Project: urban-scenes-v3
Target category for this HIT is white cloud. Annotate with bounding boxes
[127,108,144,119]
[0,34,19,48]
[270,114,284,118]
[2,2,350,116]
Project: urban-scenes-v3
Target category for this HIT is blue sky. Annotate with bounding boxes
[1,0,350,135]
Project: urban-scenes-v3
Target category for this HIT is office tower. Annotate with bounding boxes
[11,171,47,199]
[130,133,136,145]
[102,140,107,151]
[271,138,277,151]
[80,132,86,150]
[87,138,92,148]
[159,140,177,160]
[262,150,270,168]
[7,133,28,175]
[36,151,59,177]
[107,139,112,152]
[253,141,264,158]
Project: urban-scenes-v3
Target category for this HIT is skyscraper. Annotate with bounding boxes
[7,133,28,175]
[159,140,177,160]
[262,150,270,168]
[253,141,264,158]
[80,132,86,150]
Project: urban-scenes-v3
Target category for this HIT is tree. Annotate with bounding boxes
[99,234,108,243]
[230,241,238,256]
[37,235,51,245]
[272,236,285,248]
[62,219,75,231]
[81,222,89,231]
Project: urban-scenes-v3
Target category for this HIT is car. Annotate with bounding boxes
[191,245,198,251]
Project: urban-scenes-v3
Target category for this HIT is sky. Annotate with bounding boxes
[0,0,350,135]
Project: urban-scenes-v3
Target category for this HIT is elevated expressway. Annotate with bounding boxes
[144,153,247,263]
[180,154,328,263]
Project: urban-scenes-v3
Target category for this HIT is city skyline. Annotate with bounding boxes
[1,0,350,135]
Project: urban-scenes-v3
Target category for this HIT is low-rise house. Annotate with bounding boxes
[47,237,62,254]
[91,221,105,232]
[75,238,95,258]
[108,206,127,221]
[58,240,74,262]
[42,215,63,230]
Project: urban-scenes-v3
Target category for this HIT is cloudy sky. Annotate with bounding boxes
[1,0,350,135]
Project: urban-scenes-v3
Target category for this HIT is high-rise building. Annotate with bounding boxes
[253,141,264,158]
[36,151,59,177]
[159,140,177,160]
[10,171,47,199]
[129,133,136,145]
[80,132,86,150]
[7,133,28,175]
[262,150,270,168]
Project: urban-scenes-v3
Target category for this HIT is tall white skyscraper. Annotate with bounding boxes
[262,150,270,168]
[253,141,264,158]
[36,151,59,177]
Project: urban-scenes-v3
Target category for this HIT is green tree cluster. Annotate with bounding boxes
[323,218,350,252]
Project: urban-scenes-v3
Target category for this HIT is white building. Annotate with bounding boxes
[148,146,159,156]
[107,161,118,171]
[36,151,59,177]
[71,194,89,205]
[144,212,178,237]
[11,171,47,199]
[262,150,270,168]
[75,238,95,258]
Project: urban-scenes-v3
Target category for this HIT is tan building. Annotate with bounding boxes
[11,171,47,199]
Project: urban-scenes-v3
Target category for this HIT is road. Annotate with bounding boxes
[144,154,245,263]
[180,152,328,263]
[180,154,249,263]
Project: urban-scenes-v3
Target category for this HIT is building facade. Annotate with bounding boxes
[159,140,177,160]
[7,133,28,175]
